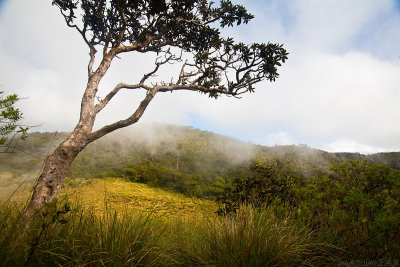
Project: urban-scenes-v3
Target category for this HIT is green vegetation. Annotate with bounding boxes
[0,199,333,266]
[0,91,29,152]
[0,200,167,266]
[2,125,400,201]
[1,125,400,265]
[218,160,400,260]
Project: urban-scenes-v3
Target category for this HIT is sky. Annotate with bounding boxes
[0,0,399,154]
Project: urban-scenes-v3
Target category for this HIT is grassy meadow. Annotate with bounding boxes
[0,178,334,266]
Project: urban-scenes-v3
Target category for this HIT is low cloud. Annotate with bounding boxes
[322,138,386,154]
[0,0,399,153]
[257,132,296,147]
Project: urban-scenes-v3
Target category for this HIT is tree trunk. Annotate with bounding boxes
[21,54,113,222]
[20,52,157,224]
[22,128,91,222]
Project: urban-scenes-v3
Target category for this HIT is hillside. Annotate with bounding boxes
[1,124,400,264]
[62,177,217,220]
[1,123,399,200]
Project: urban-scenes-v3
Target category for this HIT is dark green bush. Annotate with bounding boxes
[217,159,400,260]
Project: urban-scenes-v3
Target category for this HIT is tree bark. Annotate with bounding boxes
[22,128,91,222]
[21,60,107,222]
[21,53,159,223]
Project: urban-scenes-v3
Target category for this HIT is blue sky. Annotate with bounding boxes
[1,0,400,153]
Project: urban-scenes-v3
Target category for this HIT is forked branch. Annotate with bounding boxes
[95,49,180,113]
[90,86,159,141]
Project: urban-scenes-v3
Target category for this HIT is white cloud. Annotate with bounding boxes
[288,0,386,51]
[258,132,295,147]
[0,0,400,153]
[322,138,385,154]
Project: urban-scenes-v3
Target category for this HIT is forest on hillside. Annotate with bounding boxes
[1,124,400,264]
[2,123,399,199]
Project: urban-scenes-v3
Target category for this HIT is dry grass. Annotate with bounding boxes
[0,178,335,266]
[61,177,218,221]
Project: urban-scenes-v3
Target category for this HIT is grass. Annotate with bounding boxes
[0,202,333,266]
[0,178,336,266]
[61,177,218,221]
[0,201,165,266]
[156,205,335,267]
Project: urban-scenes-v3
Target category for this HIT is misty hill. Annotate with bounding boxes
[1,123,399,199]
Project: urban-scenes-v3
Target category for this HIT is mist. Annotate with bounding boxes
[82,122,256,168]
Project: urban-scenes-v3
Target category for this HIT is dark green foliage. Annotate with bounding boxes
[52,0,288,98]
[367,152,400,170]
[217,161,298,215]
[300,160,400,259]
[53,0,254,50]
[218,159,400,260]
[0,91,28,151]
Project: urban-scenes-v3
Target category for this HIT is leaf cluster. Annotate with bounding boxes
[53,0,253,50]
[0,91,28,148]
[52,0,288,98]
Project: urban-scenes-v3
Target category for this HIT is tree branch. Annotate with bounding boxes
[115,8,127,48]
[94,83,142,114]
[57,6,98,49]
[158,84,236,97]
[113,35,156,54]
[94,49,178,114]
[88,47,97,77]
[89,86,159,141]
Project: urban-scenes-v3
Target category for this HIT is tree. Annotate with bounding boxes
[24,0,288,220]
[298,160,400,258]
[0,91,29,153]
[216,162,296,215]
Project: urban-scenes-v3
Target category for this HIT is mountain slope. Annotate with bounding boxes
[1,123,399,200]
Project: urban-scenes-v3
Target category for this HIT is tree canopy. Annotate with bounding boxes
[53,0,288,100]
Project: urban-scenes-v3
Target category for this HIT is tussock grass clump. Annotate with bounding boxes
[155,218,212,266]
[0,200,164,266]
[0,202,334,266]
[155,205,335,266]
[206,205,332,267]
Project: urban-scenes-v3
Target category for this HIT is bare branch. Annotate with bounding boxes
[88,47,97,77]
[115,8,127,48]
[90,86,159,141]
[94,50,179,114]
[139,50,179,84]
[94,82,143,114]
[140,65,160,84]
[103,31,112,56]
[177,60,188,84]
